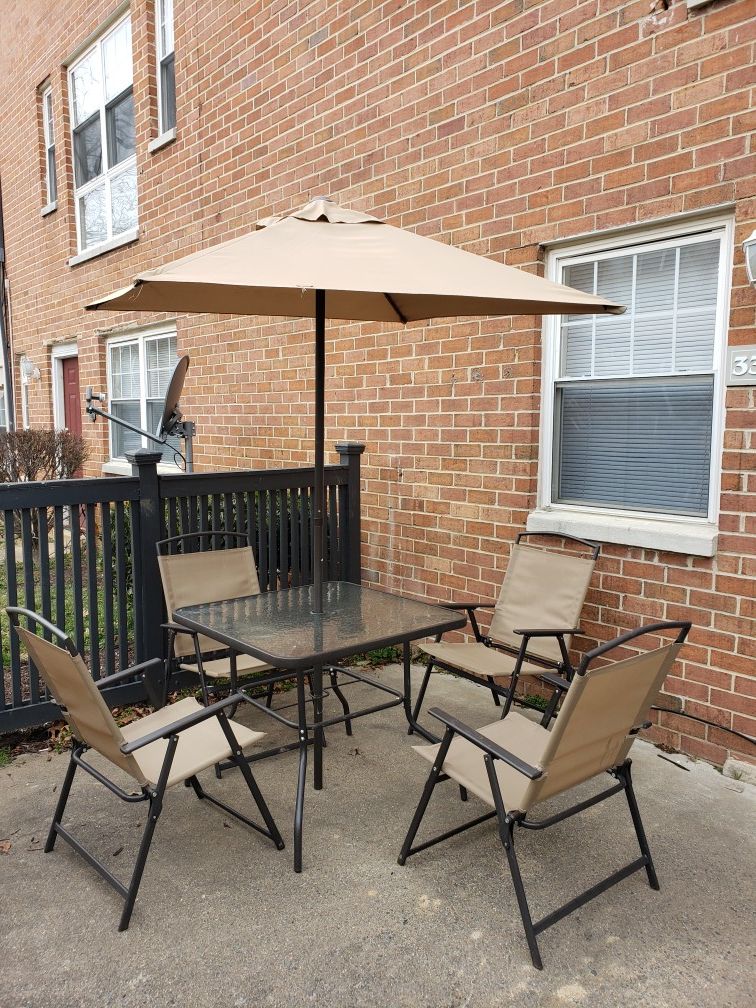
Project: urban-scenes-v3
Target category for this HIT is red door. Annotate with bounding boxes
[62,356,84,478]
[62,357,82,438]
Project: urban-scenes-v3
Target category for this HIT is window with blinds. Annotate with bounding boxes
[107,330,179,462]
[552,232,724,518]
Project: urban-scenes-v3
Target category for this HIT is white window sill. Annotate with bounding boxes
[102,459,180,477]
[526,508,717,557]
[148,127,176,153]
[41,200,57,217]
[68,227,139,267]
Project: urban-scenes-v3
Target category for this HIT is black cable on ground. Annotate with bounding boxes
[650,705,755,748]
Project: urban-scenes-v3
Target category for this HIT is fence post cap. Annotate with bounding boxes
[334,441,366,455]
[125,449,163,466]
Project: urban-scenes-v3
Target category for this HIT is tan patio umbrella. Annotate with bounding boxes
[87,197,623,611]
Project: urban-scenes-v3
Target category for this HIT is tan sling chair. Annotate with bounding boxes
[158,532,354,742]
[399,620,690,970]
[413,532,600,728]
[7,607,284,931]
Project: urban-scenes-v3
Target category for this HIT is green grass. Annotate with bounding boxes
[0,747,11,767]
[0,543,134,668]
[522,693,549,712]
[353,646,402,667]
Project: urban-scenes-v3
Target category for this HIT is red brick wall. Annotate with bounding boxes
[0,0,753,765]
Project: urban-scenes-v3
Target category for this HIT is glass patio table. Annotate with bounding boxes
[174,580,466,871]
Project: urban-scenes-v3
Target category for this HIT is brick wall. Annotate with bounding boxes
[0,0,753,765]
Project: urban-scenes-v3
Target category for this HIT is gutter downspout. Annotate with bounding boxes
[0,179,16,430]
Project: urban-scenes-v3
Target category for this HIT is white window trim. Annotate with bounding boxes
[51,343,79,430]
[68,12,136,256]
[0,363,7,432]
[155,0,175,137]
[529,211,735,557]
[41,84,56,208]
[105,323,180,469]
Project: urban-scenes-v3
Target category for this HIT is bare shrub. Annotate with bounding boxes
[0,429,88,484]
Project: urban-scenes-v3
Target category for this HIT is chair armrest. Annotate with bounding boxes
[95,658,163,692]
[628,720,652,736]
[443,601,496,611]
[162,621,197,636]
[513,627,583,637]
[538,671,572,692]
[120,692,245,753]
[428,707,543,780]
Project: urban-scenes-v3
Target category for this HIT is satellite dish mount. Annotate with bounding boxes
[85,355,195,470]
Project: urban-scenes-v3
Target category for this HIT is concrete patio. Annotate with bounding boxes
[1,665,754,1008]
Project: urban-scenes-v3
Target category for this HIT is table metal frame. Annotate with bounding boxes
[174,582,466,870]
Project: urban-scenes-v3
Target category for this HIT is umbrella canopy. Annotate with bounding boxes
[87,197,624,613]
[87,197,623,320]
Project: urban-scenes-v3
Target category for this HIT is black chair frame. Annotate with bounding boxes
[411,532,601,730]
[399,621,691,970]
[7,607,284,932]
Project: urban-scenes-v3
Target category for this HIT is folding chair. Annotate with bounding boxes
[413,532,600,727]
[7,607,284,931]
[158,531,353,734]
[399,620,690,969]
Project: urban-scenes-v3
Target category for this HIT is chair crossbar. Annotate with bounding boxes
[518,779,626,831]
[51,823,130,899]
[532,856,649,936]
[72,748,151,803]
[402,810,497,859]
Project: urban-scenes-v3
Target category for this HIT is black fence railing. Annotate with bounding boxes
[0,442,364,733]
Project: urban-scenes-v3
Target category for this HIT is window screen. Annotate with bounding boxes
[553,235,722,518]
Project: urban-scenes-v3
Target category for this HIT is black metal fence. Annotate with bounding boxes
[0,442,364,733]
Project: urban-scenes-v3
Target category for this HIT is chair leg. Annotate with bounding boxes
[118,791,164,932]
[501,818,543,970]
[409,658,435,731]
[619,760,659,890]
[44,751,77,853]
[329,667,353,736]
[265,681,275,708]
[486,675,501,707]
[118,735,177,932]
[233,752,285,850]
[398,727,454,865]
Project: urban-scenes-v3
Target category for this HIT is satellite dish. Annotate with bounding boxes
[157,355,190,439]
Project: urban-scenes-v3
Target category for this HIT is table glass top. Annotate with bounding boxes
[174,581,466,668]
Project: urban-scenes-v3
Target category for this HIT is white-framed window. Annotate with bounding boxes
[531,213,733,556]
[156,0,175,134]
[68,14,136,253]
[41,84,57,206]
[0,365,7,432]
[106,327,179,463]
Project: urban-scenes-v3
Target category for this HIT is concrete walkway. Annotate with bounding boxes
[1,665,754,1008]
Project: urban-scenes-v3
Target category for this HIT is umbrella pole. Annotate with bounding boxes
[312,289,326,614]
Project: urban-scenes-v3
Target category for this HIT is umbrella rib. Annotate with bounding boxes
[383,293,407,324]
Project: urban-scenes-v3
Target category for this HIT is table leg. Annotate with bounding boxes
[294,671,308,873]
[402,642,439,743]
[312,663,324,790]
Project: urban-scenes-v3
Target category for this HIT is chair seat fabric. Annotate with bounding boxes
[179,652,272,679]
[422,640,548,684]
[413,712,549,814]
[121,697,265,788]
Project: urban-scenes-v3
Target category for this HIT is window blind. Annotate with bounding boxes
[554,379,714,516]
[552,232,722,518]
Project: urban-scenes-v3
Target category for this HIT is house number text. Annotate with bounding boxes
[726,346,756,386]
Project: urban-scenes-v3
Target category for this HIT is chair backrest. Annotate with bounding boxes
[12,622,146,785]
[158,539,261,657]
[520,636,685,811]
[488,535,598,663]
